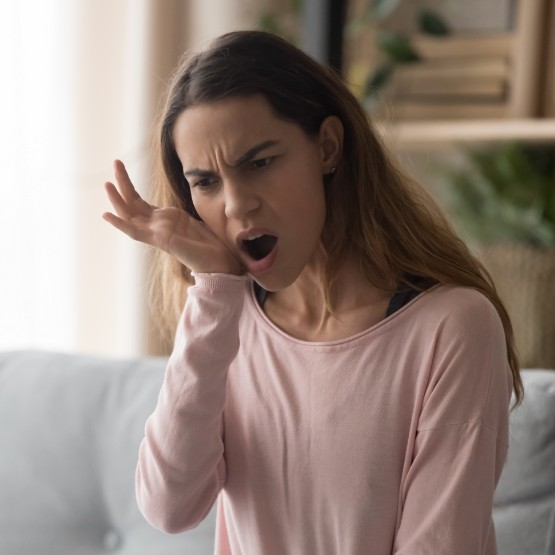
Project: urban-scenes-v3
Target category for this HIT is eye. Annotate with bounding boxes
[191,176,218,190]
[249,156,273,170]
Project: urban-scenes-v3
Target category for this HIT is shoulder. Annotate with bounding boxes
[420,283,497,315]
[410,285,511,430]
[410,284,506,367]
[410,284,502,339]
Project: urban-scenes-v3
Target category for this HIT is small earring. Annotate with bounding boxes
[328,167,336,175]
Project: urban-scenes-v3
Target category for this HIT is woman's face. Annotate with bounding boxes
[172,95,341,291]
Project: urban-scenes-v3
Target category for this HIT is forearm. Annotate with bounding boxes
[394,422,506,554]
[136,273,248,533]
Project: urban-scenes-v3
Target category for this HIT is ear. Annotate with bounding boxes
[318,116,343,174]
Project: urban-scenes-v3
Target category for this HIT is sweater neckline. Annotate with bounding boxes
[245,279,440,348]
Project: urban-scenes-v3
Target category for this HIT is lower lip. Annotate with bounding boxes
[244,243,278,275]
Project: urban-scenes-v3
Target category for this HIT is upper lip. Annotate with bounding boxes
[235,228,277,250]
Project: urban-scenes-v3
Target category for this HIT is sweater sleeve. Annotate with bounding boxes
[135,273,248,534]
[394,290,513,554]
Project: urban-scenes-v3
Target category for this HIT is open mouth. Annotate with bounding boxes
[242,234,278,261]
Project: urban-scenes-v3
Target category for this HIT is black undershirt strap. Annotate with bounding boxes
[385,276,436,316]
[254,282,268,307]
[254,276,435,315]
[385,288,421,317]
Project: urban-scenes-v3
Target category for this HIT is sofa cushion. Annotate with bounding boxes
[493,369,555,555]
[2,352,553,554]
[0,350,216,555]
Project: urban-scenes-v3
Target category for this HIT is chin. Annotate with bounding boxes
[249,268,301,293]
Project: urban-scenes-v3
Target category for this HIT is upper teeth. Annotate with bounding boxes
[245,234,263,241]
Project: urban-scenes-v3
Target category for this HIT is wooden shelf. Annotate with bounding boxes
[380,118,555,149]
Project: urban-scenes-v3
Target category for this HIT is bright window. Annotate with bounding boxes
[0,1,75,351]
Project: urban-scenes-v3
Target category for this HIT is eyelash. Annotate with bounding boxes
[191,156,274,189]
[192,177,216,189]
[249,156,274,170]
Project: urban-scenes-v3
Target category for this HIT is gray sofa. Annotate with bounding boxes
[0,351,216,555]
[1,350,554,555]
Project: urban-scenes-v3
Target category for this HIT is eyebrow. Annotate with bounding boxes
[233,140,280,166]
[183,140,280,178]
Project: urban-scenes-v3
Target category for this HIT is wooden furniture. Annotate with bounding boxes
[352,0,555,147]
[383,118,555,149]
[377,0,552,122]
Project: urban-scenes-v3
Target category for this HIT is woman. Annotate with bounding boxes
[103,30,522,554]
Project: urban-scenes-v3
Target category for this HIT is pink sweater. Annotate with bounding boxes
[136,273,512,554]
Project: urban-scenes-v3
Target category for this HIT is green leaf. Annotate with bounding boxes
[377,32,420,62]
[440,143,555,246]
[521,144,555,177]
[418,9,451,36]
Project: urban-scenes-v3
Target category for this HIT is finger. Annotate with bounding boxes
[104,181,134,220]
[113,160,155,217]
[114,160,142,203]
[102,211,148,243]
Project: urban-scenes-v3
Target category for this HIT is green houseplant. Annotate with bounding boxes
[258,0,451,113]
[443,142,555,368]
[347,1,451,111]
[446,142,555,247]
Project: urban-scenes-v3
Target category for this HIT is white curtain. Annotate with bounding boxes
[0,1,76,352]
[0,0,270,357]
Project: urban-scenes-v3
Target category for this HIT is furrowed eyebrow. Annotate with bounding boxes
[183,168,217,179]
[233,140,280,166]
[183,140,280,178]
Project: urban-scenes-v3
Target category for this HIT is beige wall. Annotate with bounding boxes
[71,0,272,357]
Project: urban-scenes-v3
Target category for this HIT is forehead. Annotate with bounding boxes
[174,96,282,140]
[172,96,304,165]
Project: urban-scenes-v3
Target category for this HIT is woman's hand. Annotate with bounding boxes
[103,160,243,275]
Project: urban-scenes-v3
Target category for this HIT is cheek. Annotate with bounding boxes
[297,173,327,218]
[188,198,204,221]
[190,195,226,235]
[180,182,203,221]
[189,189,211,219]
[309,181,328,236]
[188,193,204,221]
[287,182,326,241]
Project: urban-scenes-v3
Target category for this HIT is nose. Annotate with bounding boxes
[223,179,260,220]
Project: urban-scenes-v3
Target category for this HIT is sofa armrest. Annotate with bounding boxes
[493,369,555,555]
[0,350,216,555]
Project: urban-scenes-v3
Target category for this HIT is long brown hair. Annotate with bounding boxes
[150,30,523,405]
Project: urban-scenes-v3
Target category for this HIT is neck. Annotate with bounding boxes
[263,251,394,341]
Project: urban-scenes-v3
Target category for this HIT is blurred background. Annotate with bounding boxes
[0,0,277,357]
[1,0,553,366]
